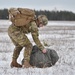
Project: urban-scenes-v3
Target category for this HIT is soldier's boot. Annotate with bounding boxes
[23,60,32,68]
[10,59,22,68]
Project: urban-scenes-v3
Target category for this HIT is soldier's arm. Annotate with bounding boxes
[30,21,44,51]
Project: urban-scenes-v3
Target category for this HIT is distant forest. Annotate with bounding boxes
[0,8,75,21]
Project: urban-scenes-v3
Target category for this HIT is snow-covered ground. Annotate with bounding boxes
[0,20,75,75]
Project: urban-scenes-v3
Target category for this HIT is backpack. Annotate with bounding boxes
[22,45,59,68]
[8,8,35,26]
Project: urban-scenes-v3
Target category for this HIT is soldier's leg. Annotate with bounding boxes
[11,46,23,68]
[10,37,23,68]
[24,43,33,61]
[12,45,23,61]
[22,35,33,68]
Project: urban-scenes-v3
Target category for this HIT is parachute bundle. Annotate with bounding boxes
[22,45,59,68]
[29,45,59,68]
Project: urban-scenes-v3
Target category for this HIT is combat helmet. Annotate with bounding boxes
[37,15,48,26]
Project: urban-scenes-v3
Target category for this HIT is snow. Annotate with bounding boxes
[0,20,11,28]
[48,21,75,26]
[0,20,75,75]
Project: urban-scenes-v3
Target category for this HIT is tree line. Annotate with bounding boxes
[0,9,9,19]
[0,8,75,21]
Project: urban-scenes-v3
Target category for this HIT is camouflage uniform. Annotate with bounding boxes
[8,21,44,62]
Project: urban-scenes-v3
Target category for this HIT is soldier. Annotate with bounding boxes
[8,15,48,68]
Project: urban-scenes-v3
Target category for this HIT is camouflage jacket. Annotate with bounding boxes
[8,21,44,50]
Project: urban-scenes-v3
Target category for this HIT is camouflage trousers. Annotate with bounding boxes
[8,30,33,62]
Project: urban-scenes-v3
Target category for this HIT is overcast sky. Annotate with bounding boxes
[0,0,75,13]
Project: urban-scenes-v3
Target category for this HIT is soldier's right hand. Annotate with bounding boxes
[42,49,47,54]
